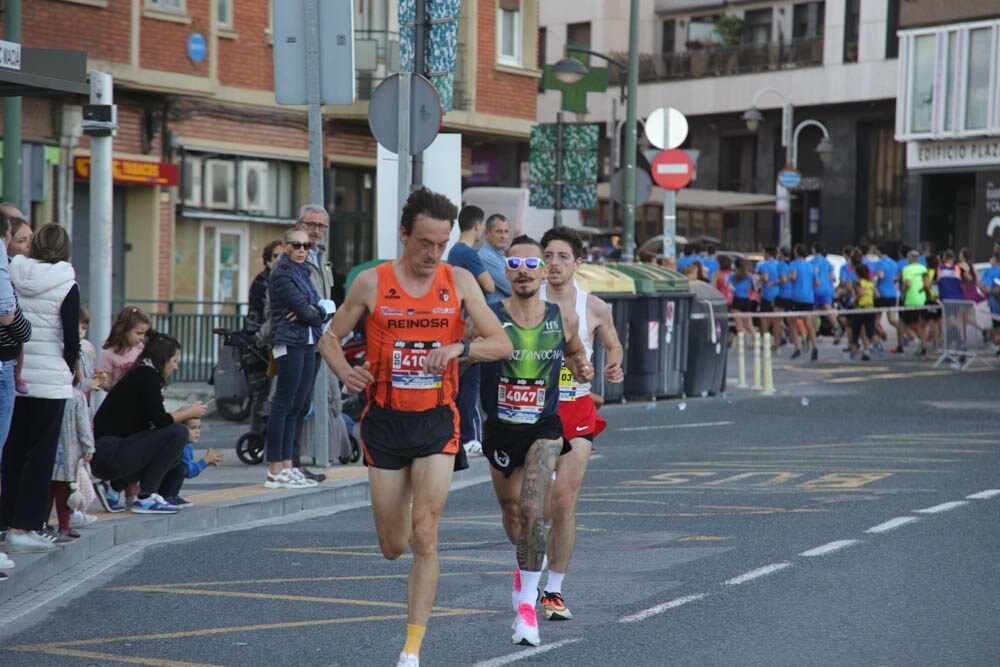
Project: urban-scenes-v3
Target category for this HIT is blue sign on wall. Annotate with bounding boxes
[777,169,802,189]
[188,33,207,63]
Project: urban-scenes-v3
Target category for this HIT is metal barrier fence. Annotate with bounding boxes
[113,300,247,383]
[933,299,988,370]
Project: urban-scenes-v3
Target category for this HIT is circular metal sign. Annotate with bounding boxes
[368,73,442,155]
[610,168,653,206]
[644,107,689,150]
[651,149,694,190]
[777,169,802,189]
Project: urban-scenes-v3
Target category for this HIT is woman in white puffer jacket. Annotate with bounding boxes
[1,224,79,554]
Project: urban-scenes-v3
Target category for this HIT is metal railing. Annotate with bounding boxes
[606,37,824,85]
[113,300,247,384]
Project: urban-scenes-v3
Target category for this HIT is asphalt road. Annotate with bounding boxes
[0,357,997,666]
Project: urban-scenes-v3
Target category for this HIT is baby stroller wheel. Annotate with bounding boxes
[339,435,362,464]
[236,432,265,465]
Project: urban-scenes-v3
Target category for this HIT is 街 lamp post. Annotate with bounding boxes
[550,0,639,262]
[744,88,833,248]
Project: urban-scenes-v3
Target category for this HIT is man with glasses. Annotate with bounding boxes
[291,204,348,480]
[477,235,593,647]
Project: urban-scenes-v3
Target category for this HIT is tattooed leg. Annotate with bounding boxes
[515,438,562,571]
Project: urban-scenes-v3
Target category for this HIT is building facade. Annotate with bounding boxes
[3,0,539,313]
[540,0,905,252]
[895,1,1000,261]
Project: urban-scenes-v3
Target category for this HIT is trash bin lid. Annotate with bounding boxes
[575,264,637,295]
[605,262,690,294]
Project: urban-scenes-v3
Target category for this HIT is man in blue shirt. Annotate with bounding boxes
[755,245,781,345]
[789,243,819,360]
[478,214,511,304]
[774,246,794,346]
[811,243,838,344]
[702,245,719,281]
[448,206,494,453]
[875,244,901,351]
[979,252,1000,350]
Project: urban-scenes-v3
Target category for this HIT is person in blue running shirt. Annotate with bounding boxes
[874,244,901,352]
[727,257,757,337]
[788,243,819,360]
[676,243,699,273]
[702,245,719,282]
[755,245,782,346]
[774,246,794,346]
[979,250,1000,350]
[810,243,838,343]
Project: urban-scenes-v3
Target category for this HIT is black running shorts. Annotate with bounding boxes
[482,414,568,478]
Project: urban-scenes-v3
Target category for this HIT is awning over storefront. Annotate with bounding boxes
[0,48,89,97]
[597,182,776,211]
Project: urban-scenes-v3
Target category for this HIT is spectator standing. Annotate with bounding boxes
[49,364,94,541]
[91,332,205,513]
[447,205,494,454]
[265,229,325,490]
[99,307,151,389]
[479,214,512,304]
[5,211,31,396]
[2,224,80,553]
[247,240,282,331]
[157,416,223,507]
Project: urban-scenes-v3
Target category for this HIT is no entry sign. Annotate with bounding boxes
[651,149,694,190]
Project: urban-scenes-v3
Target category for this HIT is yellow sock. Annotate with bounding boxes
[403,624,425,657]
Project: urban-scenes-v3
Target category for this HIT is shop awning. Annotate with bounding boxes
[597,183,776,211]
[0,48,89,97]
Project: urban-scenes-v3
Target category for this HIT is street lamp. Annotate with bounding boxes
[744,88,833,248]
[550,35,639,261]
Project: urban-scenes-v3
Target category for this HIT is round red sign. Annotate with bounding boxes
[650,149,694,190]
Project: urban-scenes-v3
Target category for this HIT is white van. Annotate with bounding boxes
[461,187,584,241]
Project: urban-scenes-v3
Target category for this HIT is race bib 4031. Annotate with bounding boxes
[558,365,578,402]
[391,339,442,390]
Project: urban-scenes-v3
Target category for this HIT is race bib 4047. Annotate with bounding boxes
[391,340,442,390]
[498,376,546,424]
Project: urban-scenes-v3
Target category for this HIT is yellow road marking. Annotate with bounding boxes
[6,646,221,667]
[677,536,734,542]
[183,468,368,504]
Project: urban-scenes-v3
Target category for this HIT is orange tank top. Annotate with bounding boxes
[366,261,465,412]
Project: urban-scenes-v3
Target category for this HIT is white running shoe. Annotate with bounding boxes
[70,510,98,528]
[396,652,419,667]
[265,469,307,489]
[0,551,14,569]
[463,440,482,455]
[290,468,318,487]
[512,603,540,646]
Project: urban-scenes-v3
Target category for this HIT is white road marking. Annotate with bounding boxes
[474,638,583,666]
[799,540,861,557]
[619,594,706,623]
[724,562,791,585]
[865,517,919,534]
[967,489,1000,500]
[620,420,733,432]
[915,501,969,514]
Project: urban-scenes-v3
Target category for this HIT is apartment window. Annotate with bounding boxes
[792,2,824,39]
[661,20,676,54]
[843,0,859,62]
[744,9,773,45]
[687,15,719,47]
[909,34,935,133]
[147,0,183,11]
[966,28,991,130]
[885,0,900,58]
[217,0,233,29]
[567,22,591,50]
[498,0,522,66]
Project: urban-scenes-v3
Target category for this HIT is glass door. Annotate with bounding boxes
[198,223,249,315]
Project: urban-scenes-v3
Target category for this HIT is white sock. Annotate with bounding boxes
[545,570,565,594]
[518,570,542,608]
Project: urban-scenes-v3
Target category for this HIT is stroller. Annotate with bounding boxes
[210,327,271,464]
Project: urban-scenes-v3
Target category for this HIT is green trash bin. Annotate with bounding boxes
[575,264,636,403]
[606,263,692,399]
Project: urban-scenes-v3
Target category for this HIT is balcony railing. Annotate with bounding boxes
[606,36,824,85]
[354,29,471,111]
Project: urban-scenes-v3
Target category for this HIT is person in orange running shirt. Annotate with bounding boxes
[318,187,511,667]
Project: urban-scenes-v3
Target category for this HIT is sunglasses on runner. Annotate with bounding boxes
[505,257,545,271]
[287,241,315,250]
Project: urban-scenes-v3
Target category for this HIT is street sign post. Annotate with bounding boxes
[651,148,695,261]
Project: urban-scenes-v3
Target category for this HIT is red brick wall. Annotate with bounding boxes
[18,0,131,63]
[217,3,274,91]
[474,0,537,121]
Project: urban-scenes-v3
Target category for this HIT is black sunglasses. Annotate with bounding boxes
[287,242,315,250]
[506,257,544,271]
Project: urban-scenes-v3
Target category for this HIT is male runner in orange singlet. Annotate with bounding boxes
[318,188,512,667]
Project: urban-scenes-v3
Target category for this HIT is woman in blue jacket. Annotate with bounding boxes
[265,229,325,489]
